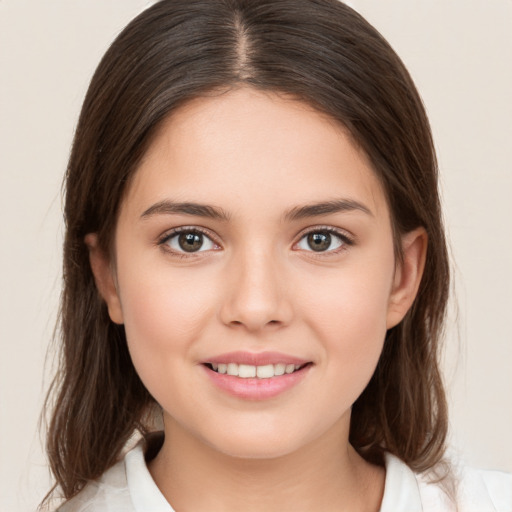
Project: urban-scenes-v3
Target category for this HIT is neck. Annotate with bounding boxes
[148,414,385,512]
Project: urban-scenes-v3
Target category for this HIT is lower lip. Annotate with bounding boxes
[203,364,311,400]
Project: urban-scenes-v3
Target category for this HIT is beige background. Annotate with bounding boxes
[1,1,511,510]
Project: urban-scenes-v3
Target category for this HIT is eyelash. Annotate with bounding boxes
[158,226,219,260]
[157,225,354,259]
[296,226,355,257]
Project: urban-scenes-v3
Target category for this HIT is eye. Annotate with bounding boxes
[160,228,218,254]
[296,228,351,253]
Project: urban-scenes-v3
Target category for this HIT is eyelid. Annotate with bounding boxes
[156,224,354,259]
[293,225,355,253]
[158,226,221,256]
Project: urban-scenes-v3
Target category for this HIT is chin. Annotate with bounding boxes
[199,422,315,461]
[212,438,299,460]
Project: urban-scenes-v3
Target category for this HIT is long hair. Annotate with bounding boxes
[43,0,450,504]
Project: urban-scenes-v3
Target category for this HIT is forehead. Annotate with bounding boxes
[122,87,389,222]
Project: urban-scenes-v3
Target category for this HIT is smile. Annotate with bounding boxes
[205,362,306,379]
[202,352,312,400]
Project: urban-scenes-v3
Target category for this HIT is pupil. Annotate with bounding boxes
[179,232,203,252]
[308,232,331,251]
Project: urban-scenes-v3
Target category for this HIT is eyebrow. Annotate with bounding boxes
[141,200,232,221]
[140,198,372,222]
[283,199,373,221]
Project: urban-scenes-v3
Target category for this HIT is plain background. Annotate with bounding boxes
[1,1,511,510]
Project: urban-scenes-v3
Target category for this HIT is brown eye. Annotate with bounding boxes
[307,232,332,252]
[178,232,204,252]
[296,229,347,253]
[162,229,217,254]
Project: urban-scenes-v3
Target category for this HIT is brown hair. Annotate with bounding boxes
[43,0,449,505]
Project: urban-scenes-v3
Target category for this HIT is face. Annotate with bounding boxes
[90,87,425,459]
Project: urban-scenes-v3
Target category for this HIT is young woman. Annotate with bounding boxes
[42,1,511,510]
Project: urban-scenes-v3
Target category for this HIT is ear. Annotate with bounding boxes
[84,233,124,325]
[386,227,428,329]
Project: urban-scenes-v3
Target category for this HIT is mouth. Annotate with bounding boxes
[204,362,311,379]
[201,351,313,399]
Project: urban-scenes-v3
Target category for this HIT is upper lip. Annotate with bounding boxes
[203,351,310,366]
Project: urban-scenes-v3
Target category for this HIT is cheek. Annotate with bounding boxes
[115,257,216,385]
[299,251,394,391]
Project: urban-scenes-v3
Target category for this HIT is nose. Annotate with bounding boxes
[218,246,293,333]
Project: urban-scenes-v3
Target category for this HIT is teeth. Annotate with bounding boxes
[209,362,304,379]
[239,364,256,378]
[274,363,286,376]
[256,364,274,378]
[227,363,238,376]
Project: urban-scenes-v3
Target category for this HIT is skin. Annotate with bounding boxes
[87,87,427,512]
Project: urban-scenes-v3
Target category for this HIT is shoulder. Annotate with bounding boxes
[454,466,512,512]
[56,457,133,512]
[416,462,512,512]
[382,452,512,512]
[56,434,171,512]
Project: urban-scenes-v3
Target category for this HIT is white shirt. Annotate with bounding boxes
[58,439,512,512]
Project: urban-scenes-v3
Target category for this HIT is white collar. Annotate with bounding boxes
[380,452,423,511]
[125,441,173,511]
[125,441,425,512]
